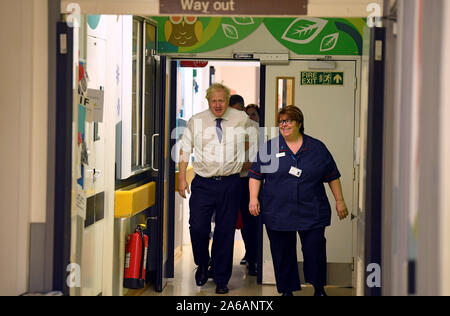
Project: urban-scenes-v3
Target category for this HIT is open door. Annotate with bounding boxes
[262,59,358,287]
[151,55,174,292]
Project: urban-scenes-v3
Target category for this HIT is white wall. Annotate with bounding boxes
[0,0,48,296]
[440,0,450,296]
[31,1,49,224]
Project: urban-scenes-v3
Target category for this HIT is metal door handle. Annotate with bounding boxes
[143,134,147,167]
[151,134,159,172]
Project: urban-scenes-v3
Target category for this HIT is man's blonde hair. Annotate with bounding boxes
[206,83,231,102]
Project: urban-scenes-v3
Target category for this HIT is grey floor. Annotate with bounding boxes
[140,241,356,297]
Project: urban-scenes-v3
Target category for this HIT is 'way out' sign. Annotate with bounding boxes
[160,0,308,15]
[301,71,344,86]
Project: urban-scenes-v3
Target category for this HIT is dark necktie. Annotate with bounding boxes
[216,118,223,143]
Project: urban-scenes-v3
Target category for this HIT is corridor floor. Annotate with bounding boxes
[140,241,355,296]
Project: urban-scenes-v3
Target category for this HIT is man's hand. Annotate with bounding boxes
[178,175,190,199]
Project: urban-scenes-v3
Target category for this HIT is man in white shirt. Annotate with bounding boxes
[178,83,257,294]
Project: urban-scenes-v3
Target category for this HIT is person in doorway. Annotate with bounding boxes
[248,105,349,296]
[245,104,260,125]
[178,84,256,294]
[229,96,260,276]
[229,94,245,111]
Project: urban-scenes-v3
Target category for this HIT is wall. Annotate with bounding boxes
[440,0,450,297]
[0,0,48,296]
[417,0,445,296]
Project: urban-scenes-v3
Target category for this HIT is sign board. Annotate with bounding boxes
[160,0,308,16]
[180,60,209,68]
[300,71,344,86]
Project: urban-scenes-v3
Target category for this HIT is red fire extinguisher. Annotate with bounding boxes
[124,224,148,289]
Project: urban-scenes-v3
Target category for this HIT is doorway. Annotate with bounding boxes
[171,59,262,291]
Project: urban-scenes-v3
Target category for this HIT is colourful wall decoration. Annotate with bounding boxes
[264,18,365,55]
[153,16,366,56]
[154,16,264,53]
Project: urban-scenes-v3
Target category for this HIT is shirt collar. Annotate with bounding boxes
[208,107,231,122]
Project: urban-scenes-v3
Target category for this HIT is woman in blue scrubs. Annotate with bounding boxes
[248,105,349,296]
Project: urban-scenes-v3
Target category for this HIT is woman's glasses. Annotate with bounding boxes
[278,119,295,126]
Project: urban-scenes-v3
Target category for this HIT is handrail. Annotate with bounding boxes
[114,181,156,218]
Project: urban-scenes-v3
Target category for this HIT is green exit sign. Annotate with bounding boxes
[301,72,344,86]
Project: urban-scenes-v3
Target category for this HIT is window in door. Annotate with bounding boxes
[276,77,295,123]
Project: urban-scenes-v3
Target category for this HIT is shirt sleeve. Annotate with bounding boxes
[247,120,259,163]
[321,145,341,183]
[180,118,194,162]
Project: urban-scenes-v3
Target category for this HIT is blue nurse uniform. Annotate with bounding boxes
[248,134,341,293]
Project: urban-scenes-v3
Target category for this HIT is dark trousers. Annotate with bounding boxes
[189,174,241,285]
[266,227,327,293]
[239,177,258,265]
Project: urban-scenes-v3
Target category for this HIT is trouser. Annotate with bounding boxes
[189,174,241,285]
[266,227,327,293]
[239,177,258,265]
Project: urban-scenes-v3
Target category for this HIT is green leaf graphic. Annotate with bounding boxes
[281,18,328,44]
[222,24,239,39]
[320,33,339,52]
[232,17,254,25]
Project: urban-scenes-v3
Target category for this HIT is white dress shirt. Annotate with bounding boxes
[180,107,258,178]
[240,119,260,178]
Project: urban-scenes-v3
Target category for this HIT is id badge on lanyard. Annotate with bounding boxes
[289,154,302,178]
[289,166,302,178]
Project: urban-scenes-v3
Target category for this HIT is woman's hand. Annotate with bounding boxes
[249,198,260,217]
[336,200,349,220]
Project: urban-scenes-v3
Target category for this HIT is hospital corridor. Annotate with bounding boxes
[1,0,450,300]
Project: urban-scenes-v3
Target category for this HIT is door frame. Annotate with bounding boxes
[364,28,385,296]
[154,55,171,292]
[53,22,74,296]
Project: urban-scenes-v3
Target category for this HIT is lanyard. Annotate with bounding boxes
[290,154,297,162]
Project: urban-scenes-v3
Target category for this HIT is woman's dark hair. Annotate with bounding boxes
[278,105,304,135]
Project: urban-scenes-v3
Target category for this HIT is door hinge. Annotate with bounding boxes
[352,257,355,271]
[354,77,357,91]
